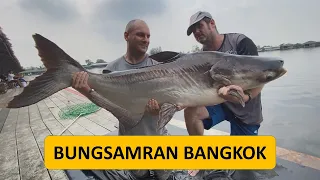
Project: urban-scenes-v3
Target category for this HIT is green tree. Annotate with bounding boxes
[96,59,106,63]
[38,64,45,69]
[191,45,201,52]
[85,59,93,65]
[149,46,162,55]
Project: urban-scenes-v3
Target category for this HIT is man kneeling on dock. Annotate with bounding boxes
[184,11,264,177]
[72,19,172,180]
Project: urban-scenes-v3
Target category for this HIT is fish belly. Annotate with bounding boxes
[173,88,225,107]
[89,72,222,114]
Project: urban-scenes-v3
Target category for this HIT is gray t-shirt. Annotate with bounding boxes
[103,55,170,178]
[103,55,169,136]
[203,33,263,125]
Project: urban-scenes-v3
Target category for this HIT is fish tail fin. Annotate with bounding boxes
[3,33,86,108]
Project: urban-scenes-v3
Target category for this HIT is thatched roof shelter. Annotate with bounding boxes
[0,26,24,75]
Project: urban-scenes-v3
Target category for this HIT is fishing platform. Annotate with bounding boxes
[0,87,319,180]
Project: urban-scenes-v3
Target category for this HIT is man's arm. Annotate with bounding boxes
[237,37,263,101]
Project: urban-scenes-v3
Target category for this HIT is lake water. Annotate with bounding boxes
[24,47,320,158]
[259,47,320,158]
[173,47,320,158]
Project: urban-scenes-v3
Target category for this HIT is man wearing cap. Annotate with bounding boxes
[184,11,263,175]
[185,11,263,143]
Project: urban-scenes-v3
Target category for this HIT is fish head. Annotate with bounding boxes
[209,52,287,90]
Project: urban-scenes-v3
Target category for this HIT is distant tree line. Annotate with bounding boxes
[23,58,107,71]
[85,59,107,65]
[148,45,201,55]
[22,45,202,70]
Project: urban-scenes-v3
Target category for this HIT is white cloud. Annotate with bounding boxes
[0,0,319,68]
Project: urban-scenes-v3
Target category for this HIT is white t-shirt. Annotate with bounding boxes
[7,73,14,81]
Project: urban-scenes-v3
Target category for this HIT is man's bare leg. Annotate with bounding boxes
[184,106,210,176]
[184,106,210,135]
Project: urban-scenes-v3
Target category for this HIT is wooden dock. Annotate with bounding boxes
[0,88,118,180]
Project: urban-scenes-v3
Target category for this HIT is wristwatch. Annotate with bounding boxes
[88,88,95,94]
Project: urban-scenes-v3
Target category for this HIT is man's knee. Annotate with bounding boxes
[184,106,209,122]
[230,120,261,135]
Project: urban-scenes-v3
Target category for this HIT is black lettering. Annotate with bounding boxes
[54,146,63,159]
[92,146,102,159]
[257,146,266,159]
[195,146,206,159]
[79,146,90,159]
[168,147,178,159]
[144,146,153,159]
[127,146,141,159]
[234,146,243,159]
[184,146,193,159]
[104,146,112,159]
[114,146,124,159]
[220,146,231,159]
[154,146,165,159]
[243,146,255,159]
[207,147,218,159]
[66,146,76,159]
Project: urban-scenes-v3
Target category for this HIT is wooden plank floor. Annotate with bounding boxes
[0,88,119,180]
[1,87,320,180]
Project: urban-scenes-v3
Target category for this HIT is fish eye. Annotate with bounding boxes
[266,75,273,81]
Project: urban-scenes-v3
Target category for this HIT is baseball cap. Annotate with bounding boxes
[187,11,213,36]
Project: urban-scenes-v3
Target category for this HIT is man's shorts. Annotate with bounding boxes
[202,104,260,135]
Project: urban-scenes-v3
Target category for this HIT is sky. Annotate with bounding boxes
[1,0,319,68]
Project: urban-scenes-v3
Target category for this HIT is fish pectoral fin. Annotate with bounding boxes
[87,91,138,132]
[210,73,231,87]
[228,89,245,107]
[209,60,232,86]
[157,103,178,132]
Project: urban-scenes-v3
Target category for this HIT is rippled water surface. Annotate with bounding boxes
[258,48,320,157]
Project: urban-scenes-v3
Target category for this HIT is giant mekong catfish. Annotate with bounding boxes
[0,34,287,134]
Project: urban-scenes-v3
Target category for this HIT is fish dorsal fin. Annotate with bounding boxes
[149,51,184,63]
[134,51,187,70]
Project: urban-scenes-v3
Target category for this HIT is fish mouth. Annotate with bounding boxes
[270,67,287,82]
[263,67,287,83]
[279,67,287,77]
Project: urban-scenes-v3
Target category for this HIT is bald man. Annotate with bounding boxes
[71,19,171,179]
[101,19,168,136]
[103,19,158,73]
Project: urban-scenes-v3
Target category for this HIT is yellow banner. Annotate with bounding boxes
[44,136,276,170]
